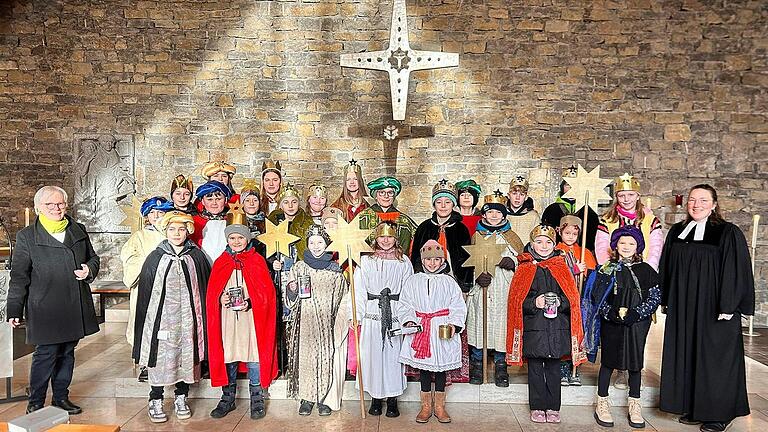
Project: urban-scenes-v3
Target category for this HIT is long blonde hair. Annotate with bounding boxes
[602,197,646,225]
[340,165,368,206]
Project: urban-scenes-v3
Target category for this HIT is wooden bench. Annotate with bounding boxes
[90,281,130,324]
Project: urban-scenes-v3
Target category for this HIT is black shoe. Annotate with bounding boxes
[52,399,82,415]
[701,422,732,432]
[210,398,236,418]
[385,397,399,418]
[469,360,483,385]
[368,398,383,416]
[298,400,314,416]
[138,367,148,382]
[317,403,332,416]
[494,362,509,388]
[679,414,702,425]
[250,384,266,420]
[26,403,44,414]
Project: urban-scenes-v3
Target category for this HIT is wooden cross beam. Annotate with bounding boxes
[340,0,459,121]
[348,122,434,175]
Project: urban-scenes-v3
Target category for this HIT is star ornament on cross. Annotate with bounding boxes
[340,0,459,121]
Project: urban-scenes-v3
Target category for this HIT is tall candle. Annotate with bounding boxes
[25,207,30,227]
[645,197,652,210]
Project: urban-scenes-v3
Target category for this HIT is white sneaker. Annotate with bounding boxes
[174,394,192,419]
[148,399,167,423]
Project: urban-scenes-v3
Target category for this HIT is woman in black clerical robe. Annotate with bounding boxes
[658,184,754,432]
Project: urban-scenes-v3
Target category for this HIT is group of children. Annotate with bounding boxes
[120,159,662,427]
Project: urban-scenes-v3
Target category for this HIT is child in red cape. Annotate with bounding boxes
[506,224,586,425]
[206,218,278,421]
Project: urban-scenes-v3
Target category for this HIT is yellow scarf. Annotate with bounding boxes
[38,214,69,234]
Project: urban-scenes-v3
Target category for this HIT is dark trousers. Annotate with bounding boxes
[149,382,190,401]
[419,369,447,392]
[29,341,78,405]
[598,365,641,398]
[527,358,561,411]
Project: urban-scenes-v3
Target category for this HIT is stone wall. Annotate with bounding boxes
[0,0,766,323]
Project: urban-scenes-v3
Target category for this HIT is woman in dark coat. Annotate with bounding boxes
[659,184,755,432]
[7,186,100,415]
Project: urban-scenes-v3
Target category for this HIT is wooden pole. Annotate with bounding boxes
[482,255,488,384]
[347,244,367,418]
[578,191,590,292]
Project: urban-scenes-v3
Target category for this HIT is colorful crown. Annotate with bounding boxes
[306,224,331,244]
[432,178,457,198]
[562,165,578,178]
[226,203,247,226]
[509,175,529,191]
[374,221,398,238]
[262,160,282,175]
[278,183,300,202]
[483,190,507,205]
[530,224,556,243]
[614,173,641,193]
[201,161,236,178]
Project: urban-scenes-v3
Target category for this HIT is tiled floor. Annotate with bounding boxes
[2,319,768,431]
[743,327,768,367]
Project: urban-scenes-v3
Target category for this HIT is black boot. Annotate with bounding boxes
[469,360,484,385]
[250,384,266,420]
[368,398,383,416]
[298,399,314,416]
[385,397,400,418]
[210,384,237,418]
[494,362,509,388]
[51,399,82,415]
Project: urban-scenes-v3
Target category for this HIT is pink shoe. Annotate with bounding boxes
[546,410,561,423]
[530,410,546,423]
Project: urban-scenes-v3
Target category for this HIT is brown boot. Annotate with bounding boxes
[433,391,451,423]
[416,391,432,423]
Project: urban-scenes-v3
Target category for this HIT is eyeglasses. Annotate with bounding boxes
[377,190,396,197]
[43,202,68,209]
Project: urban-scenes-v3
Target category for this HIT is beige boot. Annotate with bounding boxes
[594,395,614,427]
[627,397,645,429]
[433,391,451,423]
[415,391,432,423]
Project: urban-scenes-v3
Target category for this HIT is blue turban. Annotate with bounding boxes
[140,196,174,217]
[195,180,232,200]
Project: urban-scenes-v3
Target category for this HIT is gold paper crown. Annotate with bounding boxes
[529,224,556,243]
[308,183,328,198]
[306,224,331,243]
[201,161,236,178]
[278,183,300,202]
[432,178,457,197]
[262,160,282,175]
[562,165,578,178]
[483,190,507,205]
[226,203,247,226]
[614,173,641,193]
[240,178,260,193]
[171,174,194,193]
[160,211,195,233]
[345,158,363,174]
[509,175,529,191]
[374,221,398,238]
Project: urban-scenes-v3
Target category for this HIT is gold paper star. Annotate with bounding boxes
[326,215,373,265]
[462,232,509,276]
[118,195,144,233]
[257,218,300,258]
[562,164,613,210]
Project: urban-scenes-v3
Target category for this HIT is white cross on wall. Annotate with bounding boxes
[340,0,460,121]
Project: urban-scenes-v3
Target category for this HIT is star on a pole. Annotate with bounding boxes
[462,232,509,276]
[118,195,144,233]
[257,218,300,258]
[326,215,373,265]
[562,164,613,210]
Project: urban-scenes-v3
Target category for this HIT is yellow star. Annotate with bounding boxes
[619,172,633,183]
[257,218,300,258]
[462,232,510,277]
[118,195,144,233]
[326,215,373,265]
[562,164,613,210]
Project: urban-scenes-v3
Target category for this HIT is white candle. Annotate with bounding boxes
[25,207,30,227]
[752,214,760,249]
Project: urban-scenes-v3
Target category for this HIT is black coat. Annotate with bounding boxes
[409,211,473,292]
[521,265,571,359]
[7,216,101,345]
